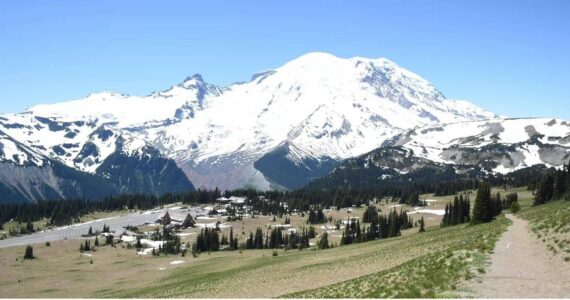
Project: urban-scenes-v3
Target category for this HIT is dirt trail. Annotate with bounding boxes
[467,214,570,298]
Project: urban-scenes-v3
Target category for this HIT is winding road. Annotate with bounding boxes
[467,214,570,298]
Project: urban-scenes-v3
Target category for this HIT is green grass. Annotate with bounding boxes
[103,217,510,298]
[283,217,510,298]
[517,200,570,259]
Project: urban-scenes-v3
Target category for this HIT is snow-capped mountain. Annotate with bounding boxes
[0,119,195,203]
[0,52,500,195]
[306,118,570,190]
[387,118,570,174]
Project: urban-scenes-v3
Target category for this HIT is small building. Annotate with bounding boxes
[216,197,232,204]
[229,196,247,206]
[180,214,195,228]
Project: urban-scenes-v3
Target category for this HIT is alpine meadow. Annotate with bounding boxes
[1,1,569,299]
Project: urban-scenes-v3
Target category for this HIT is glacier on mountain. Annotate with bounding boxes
[5,52,551,192]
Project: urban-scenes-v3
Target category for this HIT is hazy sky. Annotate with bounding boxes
[1,0,569,119]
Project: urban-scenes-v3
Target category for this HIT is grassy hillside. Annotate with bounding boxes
[284,217,510,298]
[518,200,570,261]
[105,217,510,298]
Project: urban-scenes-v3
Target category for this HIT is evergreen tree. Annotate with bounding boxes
[307,209,326,224]
[553,166,567,200]
[419,216,425,233]
[105,234,114,245]
[471,182,493,224]
[246,232,254,249]
[26,222,34,233]
[24,245,34,259]
[317,232,330,249]
[253,228,264,249]
[491,192,503,217]
[362,205,378,223]
[229,227,235,250]
[534,174,555,205]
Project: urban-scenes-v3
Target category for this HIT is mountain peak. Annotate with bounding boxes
[183,73,204,83]
[179,73,205,89]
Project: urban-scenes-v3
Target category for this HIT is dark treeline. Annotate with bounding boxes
[192,225,317,252]
[441,195,471,227]
[534,163,570,205]
[341,208,413,246]
[307,209,327,224]
[1,193,179,227]
[0,163,556,229]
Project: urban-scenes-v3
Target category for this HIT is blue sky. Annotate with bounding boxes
[1,0,569,119]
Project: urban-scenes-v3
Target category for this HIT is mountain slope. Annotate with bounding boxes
[0,129,118,202]
[96,140,195,195]
[306,118,570,190]
[0,124,195,203]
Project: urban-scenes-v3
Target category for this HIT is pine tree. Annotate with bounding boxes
[340,232,346,246]
[492,192,503,217]
[105,234,114,245]
[534,175,555,205]
[318,232,330,249]
[553,167,567,200]
[419,216,425,233]
[253,228,264,249]
[26,221,34,233]
[24,245,34,259]
[472,182,493,224]
[441,204,450,227]
[229,227,235,250]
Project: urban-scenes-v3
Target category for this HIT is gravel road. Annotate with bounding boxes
[466,214,570,298]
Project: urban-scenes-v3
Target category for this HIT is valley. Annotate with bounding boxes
[2,183,566,298]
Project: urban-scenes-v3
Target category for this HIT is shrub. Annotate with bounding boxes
[510,201,521,213]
